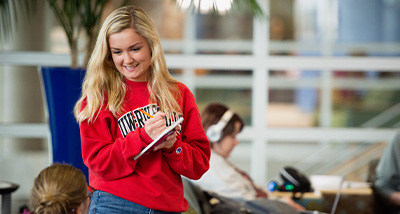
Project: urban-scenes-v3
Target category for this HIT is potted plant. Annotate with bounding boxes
[40,0,113,179]
[1,0,118,178]
[1,0,107,67]
[47,0,108,68]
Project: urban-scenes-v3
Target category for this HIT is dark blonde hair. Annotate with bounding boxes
[74,6,181,123]
[201,103,244,143]
[30,163,88,214]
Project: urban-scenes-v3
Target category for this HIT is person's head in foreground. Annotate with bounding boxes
[201,103,244,158]
[30,163,90,214]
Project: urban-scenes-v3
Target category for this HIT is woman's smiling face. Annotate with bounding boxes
[109,28,151,82]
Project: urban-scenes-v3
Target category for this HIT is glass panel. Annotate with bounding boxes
[194,12,253,55]
[332,71,400,128]
[268,70,320,127]
[269,0,296,55]
[270,0,295,41]
[126,0,185,40]
[0,65,47,153]
[269,0,321,55]
[270,0,400,56]
[195,13,253,40]
[266,140,386,182]
[268,69,400,128]
[194,69,252,125]
[134,0,254,55]
[334,0,400,57]
[196,88,252,125]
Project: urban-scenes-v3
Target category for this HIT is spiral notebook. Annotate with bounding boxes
[133,117,184,160]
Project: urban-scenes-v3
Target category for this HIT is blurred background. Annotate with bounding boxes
[1,0,400,212]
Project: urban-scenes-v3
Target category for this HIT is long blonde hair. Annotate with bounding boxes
[74,6,181,123]
[30,163,88,214]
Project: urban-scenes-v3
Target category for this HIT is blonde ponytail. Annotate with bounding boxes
[30,164,88,214]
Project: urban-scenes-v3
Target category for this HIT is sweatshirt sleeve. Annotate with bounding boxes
[374,132,400,204]
[80,107,153,181]
[162,85,211,180]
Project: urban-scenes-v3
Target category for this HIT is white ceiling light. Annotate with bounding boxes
[177,0,233,14]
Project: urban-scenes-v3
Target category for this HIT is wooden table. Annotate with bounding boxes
[269,187,373,213]
[321,188,373,214]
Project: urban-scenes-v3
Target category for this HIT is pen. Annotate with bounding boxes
[139,109,153,118]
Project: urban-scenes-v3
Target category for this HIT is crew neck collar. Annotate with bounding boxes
[125,78,148,87]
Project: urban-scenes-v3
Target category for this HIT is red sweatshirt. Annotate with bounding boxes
[79,80,210,212]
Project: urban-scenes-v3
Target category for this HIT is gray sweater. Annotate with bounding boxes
[375,131,400,208]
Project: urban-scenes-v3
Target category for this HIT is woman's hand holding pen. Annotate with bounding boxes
[143,111,179,151]
[144,111,167,139]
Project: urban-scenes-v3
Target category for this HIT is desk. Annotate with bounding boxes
[321,188,373,214]
[270,188,373,214]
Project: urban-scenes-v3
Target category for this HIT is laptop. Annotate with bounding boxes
[300,175,345,214]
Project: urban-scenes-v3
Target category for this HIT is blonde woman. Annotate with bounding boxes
[30,163,90,214]
[74,6,210,214]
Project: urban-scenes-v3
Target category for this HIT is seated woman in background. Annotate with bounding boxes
[374,132,400,214]
[192,103,305,212]
[28,163,90,214]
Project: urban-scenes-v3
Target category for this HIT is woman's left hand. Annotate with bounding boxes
[153,125,181,151]
[280,196,306,211]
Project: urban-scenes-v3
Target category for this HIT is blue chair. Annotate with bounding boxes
[40,66,88,180]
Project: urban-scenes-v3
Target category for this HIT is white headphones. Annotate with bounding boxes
[206,109,234,143]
